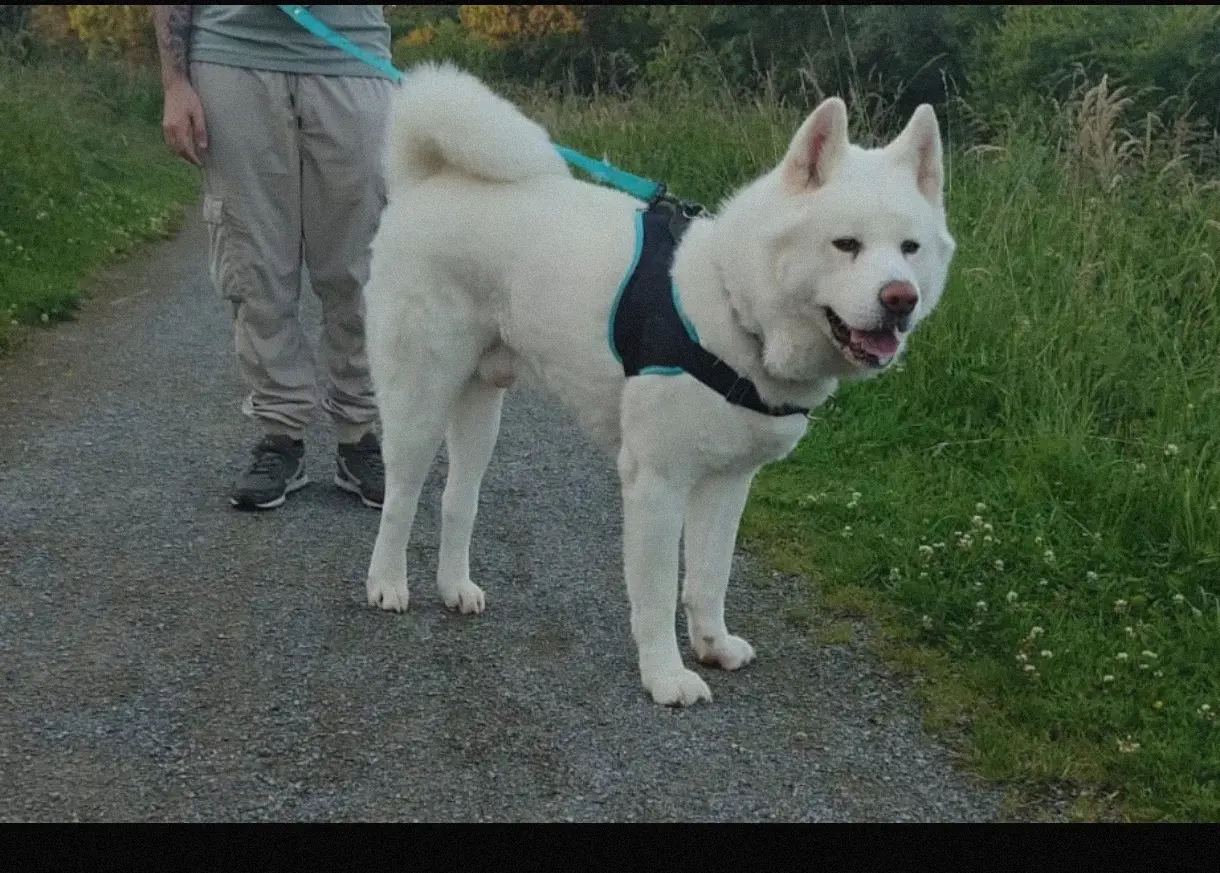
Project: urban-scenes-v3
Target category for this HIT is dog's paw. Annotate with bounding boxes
[693,634,756,671]
[367,576,410,612]
[643,668,713,707]
[440,579,485,615]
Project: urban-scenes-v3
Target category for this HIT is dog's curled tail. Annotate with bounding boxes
[384,63,569,192]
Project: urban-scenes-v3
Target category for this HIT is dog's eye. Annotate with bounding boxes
[832,238,861,255]
[901,240,920,255]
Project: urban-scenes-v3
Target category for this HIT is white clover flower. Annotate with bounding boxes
[1103,675,1115,683]
[1114,599,1128,612]
[1006,591,1018,603]
[1037,579,1048,588]
[971,515,984,528]
[983,522,993,534]
[957,534,973,550]
[1134,462,1147,474]
[1086,571,1099,582]
[1023,664,1036,673]
[1142,650,1157,660]
[1153,670,1164,679]
[1116,652,1129,661]
[918,544,934,560]
[994,559,1005,571]
[1125,626,1135,638]
[1043,549,1056,564]
[1016,653,1028,663]
[1117,738,1140,754]
[1173,594,1185,604]
[1164,444,1180,457]
[841,525,853,538]
[975,601,988,612]
[921,615,933,629]
[1040,650,1053,659]
[889,567,901,582]
[1034,535,1043,546]
[919,572,928,579]
[1029,626,1044,638]
[975,502,987,513]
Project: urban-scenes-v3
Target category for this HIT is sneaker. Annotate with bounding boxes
[229,434,309,511]
[335,432,384,509]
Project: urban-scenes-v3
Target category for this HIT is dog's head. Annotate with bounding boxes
[717,98,956,383]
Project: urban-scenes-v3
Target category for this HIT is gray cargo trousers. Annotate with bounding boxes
[192,61,392,443]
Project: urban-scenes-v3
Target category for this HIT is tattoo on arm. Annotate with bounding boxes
[154,6,193,86]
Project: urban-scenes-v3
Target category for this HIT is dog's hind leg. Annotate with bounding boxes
[435,375,505,614]
[681,470,758,671]
[365,327,482,613]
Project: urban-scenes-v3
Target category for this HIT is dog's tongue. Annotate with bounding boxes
[851,329,899,358]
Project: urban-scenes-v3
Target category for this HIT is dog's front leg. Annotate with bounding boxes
[682,470,758,670]
[619,450,712,706]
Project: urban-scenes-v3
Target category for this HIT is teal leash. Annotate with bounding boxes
[277,4,664,203]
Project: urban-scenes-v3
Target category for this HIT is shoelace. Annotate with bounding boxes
[349,440,384,480]
[249,443,293,478]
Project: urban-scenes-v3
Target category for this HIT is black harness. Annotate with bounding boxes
[611,194,810,418]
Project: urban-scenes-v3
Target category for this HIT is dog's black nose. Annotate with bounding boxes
[879,281,918,317]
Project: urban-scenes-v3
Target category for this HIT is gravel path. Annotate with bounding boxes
[0,210,1003,821]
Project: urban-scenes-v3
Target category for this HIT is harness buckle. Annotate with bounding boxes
[647,185,708,243]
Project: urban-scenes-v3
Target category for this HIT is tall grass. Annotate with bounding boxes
[528,73,1220,820]
[0,47,196,351]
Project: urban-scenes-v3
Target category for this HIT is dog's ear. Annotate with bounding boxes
[781,97,849,193]
[889,104,944,207]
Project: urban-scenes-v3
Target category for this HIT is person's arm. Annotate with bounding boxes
[153,5,208,167]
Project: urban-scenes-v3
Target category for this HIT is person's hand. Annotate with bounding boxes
[162,79,208,167]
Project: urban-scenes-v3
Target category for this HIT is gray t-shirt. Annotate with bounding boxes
[190,5,393,79]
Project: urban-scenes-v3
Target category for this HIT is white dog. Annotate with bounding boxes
[362,64,955,706]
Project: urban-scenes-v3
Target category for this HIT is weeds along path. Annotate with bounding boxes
[0,209,1003,821]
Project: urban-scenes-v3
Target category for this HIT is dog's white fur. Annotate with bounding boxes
[363,64,956,706]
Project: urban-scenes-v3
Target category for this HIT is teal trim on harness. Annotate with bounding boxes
[607,210,646,364]
[672,283,700,344]
[278,5,662,203]
[634,282,700,377]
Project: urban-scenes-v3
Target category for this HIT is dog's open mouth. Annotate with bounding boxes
[824,308,899,370]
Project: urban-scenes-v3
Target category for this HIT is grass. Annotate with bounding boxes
[525,76,1220,820]
[0,47,197,353]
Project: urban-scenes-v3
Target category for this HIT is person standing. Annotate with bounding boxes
[153,5,392,510]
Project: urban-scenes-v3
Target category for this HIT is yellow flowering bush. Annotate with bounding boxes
[30,5,156,63]
[404,25,439,47]
[459,5,583,47]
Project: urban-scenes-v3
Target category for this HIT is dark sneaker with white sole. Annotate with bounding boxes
[229,434,309,511]
[335,432,385,509]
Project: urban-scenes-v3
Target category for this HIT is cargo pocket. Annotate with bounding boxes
[202,194,257,313]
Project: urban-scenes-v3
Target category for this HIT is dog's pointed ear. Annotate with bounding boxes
[889,104,944,207]
[781,97,849,193]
